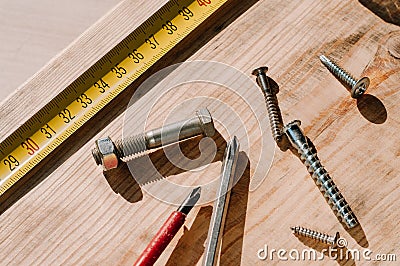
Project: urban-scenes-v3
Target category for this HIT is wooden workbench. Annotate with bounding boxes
[0,0,399,265]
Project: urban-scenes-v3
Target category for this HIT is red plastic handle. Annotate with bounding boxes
[134,211,186,266]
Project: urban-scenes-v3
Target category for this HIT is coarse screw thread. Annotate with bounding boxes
[291,226,340,247]
[284,120,358,228]
[252,66,284,143]
[319,55,370,98]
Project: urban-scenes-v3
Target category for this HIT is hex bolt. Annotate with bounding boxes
[319,55,370,98]
[92,108,215,171]
[252,66,284,143]
[291,226,340,247]
[284,120,358,228]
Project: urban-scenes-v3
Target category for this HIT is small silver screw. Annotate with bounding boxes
[291,226,340,247]
[284,120,358,228]
[92,108,215,171]
[252,66,284,143]
[320,54,370,98]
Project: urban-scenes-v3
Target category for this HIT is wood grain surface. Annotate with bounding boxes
[1,0,399,265]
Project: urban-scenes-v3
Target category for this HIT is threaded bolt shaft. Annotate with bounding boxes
[291,226,340,247]
[92,108,215,171]
[252,66,284,143]
[113,134,147,160]
[320,55,370,98]
[284,120,358,228]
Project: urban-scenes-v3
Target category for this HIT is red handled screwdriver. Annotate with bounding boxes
[134,187,201,266]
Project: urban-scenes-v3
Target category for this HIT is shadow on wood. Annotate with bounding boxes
[103,164,143,203]
[356,94,387,124]
[346,224,369,248]
[164,151,250,265]
[165,206,213,266]
[0,0,258,214]
[128,131,226,186]
[103,131,226,201]
[359,0,400,26]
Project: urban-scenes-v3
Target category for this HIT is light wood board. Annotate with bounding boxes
[0,0,121,102]
[0,0,399,265]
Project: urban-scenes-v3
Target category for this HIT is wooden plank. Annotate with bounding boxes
[0,0,122,103]
[0,0,399,265]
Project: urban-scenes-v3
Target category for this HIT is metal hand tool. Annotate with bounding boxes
[203,136,240,266]
[134,187,201,266]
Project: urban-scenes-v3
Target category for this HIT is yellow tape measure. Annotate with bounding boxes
[0,0,228,195]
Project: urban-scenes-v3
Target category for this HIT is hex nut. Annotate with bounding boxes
[197,108,215,137]
[95,137,118,171]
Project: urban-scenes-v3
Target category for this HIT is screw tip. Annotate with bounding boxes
[319,54,329,64]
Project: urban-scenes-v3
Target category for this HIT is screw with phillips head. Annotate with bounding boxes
[92,108,215,171]
[320,54,370,98]
[284,120,358,228]
[252,66,284,143]
[291,226,340,247]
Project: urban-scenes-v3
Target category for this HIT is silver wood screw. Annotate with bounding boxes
[320,55,370,98]
[284,120,358,228]
[252,66,284,143]
[291,226,340,247]
[92,108,215,171]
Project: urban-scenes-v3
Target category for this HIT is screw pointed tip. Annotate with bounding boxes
[319,54,329,63]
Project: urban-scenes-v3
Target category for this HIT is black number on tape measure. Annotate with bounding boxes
[58,108,75,124]
[21,138,40,156]
[40,124,56,139]
[76,93,93,108]
[179,7,193,20]
[111,63,127,78]
[3,155,19,171]
[162,20,178,34]
[94,79,110,93]
[197,0,211,6]
[128,49,144,64]
[145,34,159,49]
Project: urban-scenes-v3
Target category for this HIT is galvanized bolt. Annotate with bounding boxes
[284,120,358,228]
[320,54,370,98]
[252,66,284,143]
[92,108,215,171]
[291,226,340,247]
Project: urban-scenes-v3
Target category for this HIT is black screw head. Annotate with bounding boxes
[252,66,268,76]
